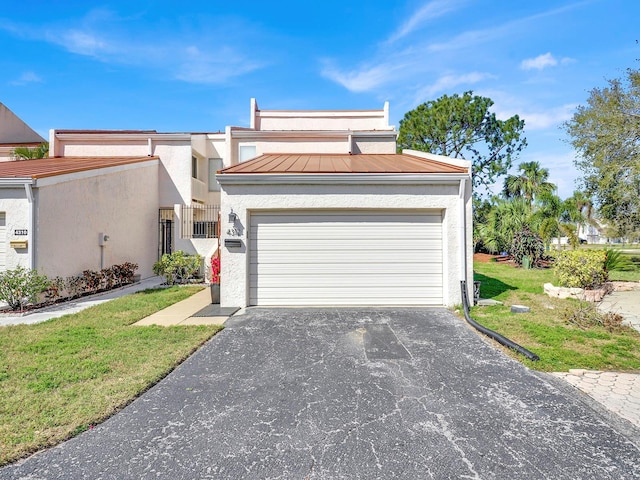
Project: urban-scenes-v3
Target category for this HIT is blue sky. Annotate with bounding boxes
[1,0,638,198]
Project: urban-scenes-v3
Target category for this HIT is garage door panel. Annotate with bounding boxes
[250,262,442,275]
[251,212,442,225]
[251,238,442,251]
[251,287,443,305]
[251,274,444,288]
[250,211,444,306]
[250,250,443,263]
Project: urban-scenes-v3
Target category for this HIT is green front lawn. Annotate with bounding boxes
[0,286,222,466]
[472,261,640,373]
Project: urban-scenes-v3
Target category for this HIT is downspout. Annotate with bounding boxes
[24,183,35,270]
[147,137,153,156]
[457,178,539,361]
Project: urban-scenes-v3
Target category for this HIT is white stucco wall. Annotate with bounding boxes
[219,181,473,308]
[35,161,160,279]
[0,188,31,270]
[254,108,392,131]
[54,136,193,206]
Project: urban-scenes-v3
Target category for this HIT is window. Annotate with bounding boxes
[208,158,223,192]
[192,156,198,179]
[239,145,257,163]
[181,205,220,239]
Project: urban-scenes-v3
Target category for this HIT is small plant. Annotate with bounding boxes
[43,276,65,302]
[510,226,544,267]
[211,256,220,284]
[0,267,50,311]
[153,251,202,285]
[554,250,607,289]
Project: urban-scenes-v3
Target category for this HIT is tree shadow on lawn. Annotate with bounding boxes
[473,272,517,299]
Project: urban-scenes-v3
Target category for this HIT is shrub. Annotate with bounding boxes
[603,248,633,272]
[153,251,202,285]
[510,226,544,267]
[0,267,50,311]
[554,250,607,289]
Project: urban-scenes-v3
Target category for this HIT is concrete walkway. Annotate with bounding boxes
[598,290,640,332]
[132,287,232,326]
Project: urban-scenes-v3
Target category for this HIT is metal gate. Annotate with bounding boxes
[158,208,174,258]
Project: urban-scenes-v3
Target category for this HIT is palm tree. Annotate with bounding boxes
[12,142,49,160]
[479,196,531,254]
[503,161,556,207]
[533,191,583,249]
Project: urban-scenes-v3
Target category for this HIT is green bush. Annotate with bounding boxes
[0,266,50,311]
[153,251,202,285]
[510,226,544,267]
[604,248,633,272]
[554,250,607,289]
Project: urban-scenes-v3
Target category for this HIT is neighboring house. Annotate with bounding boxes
[0,156,159,278]
[0,102,46,162]
[0,99,473,307]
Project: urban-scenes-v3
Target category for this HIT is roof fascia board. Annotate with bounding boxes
[0,178,34,187]
[230,130,395,139]
[55,132,191,142]
[218,173,468,186]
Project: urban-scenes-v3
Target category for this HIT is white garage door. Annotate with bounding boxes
[249,211,443,306]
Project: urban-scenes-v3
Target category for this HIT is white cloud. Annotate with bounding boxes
[9,71,42,86]
[54,30,109,56]
[414,72,495,103]
[386,0,464,44]
[520,52,557,70]
[321,61,404,92]
[175,45,263,84]
[2,10,266,85]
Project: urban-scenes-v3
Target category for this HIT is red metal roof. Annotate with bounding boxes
[220,153,468,174]
[0,156,159,179]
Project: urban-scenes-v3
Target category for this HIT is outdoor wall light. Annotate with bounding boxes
[228,210,238,224]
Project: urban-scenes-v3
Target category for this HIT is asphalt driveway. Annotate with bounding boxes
[2,308,640,479]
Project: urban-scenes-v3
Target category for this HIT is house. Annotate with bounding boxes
[0,102,46,162]
[217,150,472,308]
[0,156,159,277]
[0,99,472,307]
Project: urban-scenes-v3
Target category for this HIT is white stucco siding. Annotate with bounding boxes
[35,162,159,279]
[352,136,397,154]
[58,142,149,157]
[0,189,30,271]
[255,112,391,131]
[220,182,472,308]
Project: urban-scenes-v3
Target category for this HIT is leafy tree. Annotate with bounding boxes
[503,161,555,207]
[564,68,640,237]
[398,91,527,190]
[12,142,49,160]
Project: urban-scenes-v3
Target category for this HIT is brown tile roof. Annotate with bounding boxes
[220,153,468,174]
[0,156,159,180]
